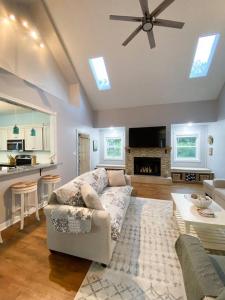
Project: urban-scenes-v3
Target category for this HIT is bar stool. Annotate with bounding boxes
[41,175,61,205]
[11,181,40,230]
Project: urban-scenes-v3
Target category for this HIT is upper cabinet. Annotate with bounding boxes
[24,127,43,151]
[0,128,7,151]
[7,127,25,140]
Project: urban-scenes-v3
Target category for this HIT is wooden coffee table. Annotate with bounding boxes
[172,193,225,250]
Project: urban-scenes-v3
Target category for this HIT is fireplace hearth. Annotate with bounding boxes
[134,157,161,176]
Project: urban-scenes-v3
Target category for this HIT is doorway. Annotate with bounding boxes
[78,133,90,175]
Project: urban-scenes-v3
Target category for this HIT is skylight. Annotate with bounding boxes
[189,34,220,79]
[89,57,111,91]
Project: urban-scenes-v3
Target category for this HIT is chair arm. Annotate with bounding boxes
[213,179,225,188]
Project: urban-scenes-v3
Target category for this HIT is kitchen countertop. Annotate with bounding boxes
[0,163,61,179]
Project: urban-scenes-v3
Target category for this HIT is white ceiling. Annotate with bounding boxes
[46,0,225,110]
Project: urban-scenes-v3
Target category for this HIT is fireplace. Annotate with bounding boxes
[134,157,161,176]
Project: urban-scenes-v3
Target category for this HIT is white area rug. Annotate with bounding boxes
[75,197,186,300]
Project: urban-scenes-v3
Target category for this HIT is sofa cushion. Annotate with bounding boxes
[210,255,225,285]
[81,183,104,210]
[107,170,126,187]
[217,288,225,300]
[100,186,132,240]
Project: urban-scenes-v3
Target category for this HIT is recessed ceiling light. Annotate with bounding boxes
[22,20,28,28]
[89,57,111,91]
[190,34,220,79]
[30,30,38,40]
[9,14,16,21]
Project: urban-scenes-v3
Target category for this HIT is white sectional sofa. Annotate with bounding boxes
[203,179,225,209]
[44,168,132,265]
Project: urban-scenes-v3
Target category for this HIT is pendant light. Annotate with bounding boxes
[30,109,36,136]
[13,106,19,134]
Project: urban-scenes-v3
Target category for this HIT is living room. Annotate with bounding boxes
[0,0,225,300]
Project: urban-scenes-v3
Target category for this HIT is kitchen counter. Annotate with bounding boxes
[0,163,61,179]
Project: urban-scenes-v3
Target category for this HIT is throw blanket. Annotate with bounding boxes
[51,206,93,234]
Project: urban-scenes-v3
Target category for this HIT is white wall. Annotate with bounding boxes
[94,100,218,130]
[207,84,225,178]
[171,124,208,168]
[99,127,125,165]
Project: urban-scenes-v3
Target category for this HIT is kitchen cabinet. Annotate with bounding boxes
[43,125,50,151]
[24,127,43,151]
[0,128,7,150]
[7,127,25,140]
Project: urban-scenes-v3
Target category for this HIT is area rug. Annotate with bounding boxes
[74,197,186,300]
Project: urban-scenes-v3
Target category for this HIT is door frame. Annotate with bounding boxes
[76,129,91,176]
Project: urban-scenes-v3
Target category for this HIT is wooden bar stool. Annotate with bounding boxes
[11,181,39,230]
[41,175,61,205]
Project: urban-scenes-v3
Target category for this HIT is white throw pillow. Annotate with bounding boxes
[107,170,126,187]
[81,183,104,210]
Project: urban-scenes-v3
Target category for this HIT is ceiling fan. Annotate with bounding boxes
[109,0,185,49]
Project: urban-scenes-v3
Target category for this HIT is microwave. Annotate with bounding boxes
[7,140,25,152]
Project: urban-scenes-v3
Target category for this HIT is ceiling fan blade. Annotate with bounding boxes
[150,0,175,18]
[154,18,185,29]
[147,30,156,49]
[139,0,150,17]
[110,15,142,22]
[122,25,142,46]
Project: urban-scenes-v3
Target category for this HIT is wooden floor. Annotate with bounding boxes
[0,182,203,300]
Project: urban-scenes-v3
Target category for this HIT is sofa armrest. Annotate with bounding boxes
[125,175,131,186]
[44,204,111,228]
[213,179,225,189]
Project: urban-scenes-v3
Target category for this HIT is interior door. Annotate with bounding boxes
[78,133,90,175]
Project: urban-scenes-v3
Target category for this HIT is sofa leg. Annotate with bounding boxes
[101,263,108,268]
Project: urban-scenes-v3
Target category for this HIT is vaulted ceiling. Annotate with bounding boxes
[45,0,225,110]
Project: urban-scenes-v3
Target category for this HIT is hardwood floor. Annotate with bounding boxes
[0,182,203,300]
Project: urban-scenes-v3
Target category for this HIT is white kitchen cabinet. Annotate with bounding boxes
[43,125,50,151]
[0,128,7,150]
[24,127,43,151]
[7,127,25,140]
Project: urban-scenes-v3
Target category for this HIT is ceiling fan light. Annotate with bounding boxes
[13,124,19,134]
[142,22,153,32]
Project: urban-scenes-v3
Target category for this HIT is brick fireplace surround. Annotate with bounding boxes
[126,147,171,177]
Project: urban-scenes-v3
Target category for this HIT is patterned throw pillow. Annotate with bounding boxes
[54,179,86,207]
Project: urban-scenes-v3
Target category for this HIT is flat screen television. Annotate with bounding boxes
[129,126,166,148]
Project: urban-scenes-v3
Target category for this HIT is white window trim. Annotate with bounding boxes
[104,136,123,160]
[174,133,201,162]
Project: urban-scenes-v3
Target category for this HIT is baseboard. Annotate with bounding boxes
[131,175,172,185]
[0,202,46,232]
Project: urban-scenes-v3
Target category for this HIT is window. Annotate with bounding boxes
[175,134,200,161]
[189,34,220,78]
[104,137,123,160]
[89,57,111,90]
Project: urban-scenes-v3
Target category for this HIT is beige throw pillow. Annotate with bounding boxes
[81,183,104,210]
[107,170,126,187]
